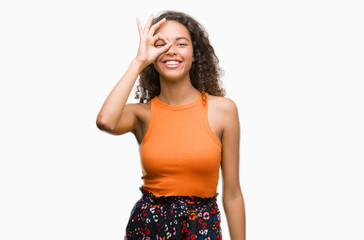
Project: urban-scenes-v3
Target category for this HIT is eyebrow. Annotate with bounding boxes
[176,37,190,42]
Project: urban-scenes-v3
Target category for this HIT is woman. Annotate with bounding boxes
[96,11,246,240]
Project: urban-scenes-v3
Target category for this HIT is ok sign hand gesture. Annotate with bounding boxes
[135,14,172,69]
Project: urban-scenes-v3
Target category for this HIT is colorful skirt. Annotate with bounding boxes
[124,186,223,240]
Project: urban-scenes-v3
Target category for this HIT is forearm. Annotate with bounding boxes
[96,58,144,127]
[222,193,246,240]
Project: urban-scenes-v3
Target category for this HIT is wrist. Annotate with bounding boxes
[132,57,150,72]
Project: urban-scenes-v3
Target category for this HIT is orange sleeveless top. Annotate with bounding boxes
[139,92,222,197]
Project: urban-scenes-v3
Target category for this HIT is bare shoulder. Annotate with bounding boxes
[208,95,238,115]
[125,100,151,143]
[126,100,150,111]
[126,100,151,120]
[136,100,151,109]
[207,95,239,140]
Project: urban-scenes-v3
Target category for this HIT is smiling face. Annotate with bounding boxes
[153,20,194,82]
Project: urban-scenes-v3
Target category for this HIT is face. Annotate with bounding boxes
[153,20,194,82]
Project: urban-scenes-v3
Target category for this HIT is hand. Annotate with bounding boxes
[135,14,172,68]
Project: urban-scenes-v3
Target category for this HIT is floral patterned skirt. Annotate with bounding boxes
[124,186,223,240]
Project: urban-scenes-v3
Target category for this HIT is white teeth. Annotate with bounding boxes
[165,61,180,65]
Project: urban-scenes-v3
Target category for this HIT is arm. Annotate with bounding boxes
[220,98,246,240]
[96,59,144,134]
[96,15,172,134]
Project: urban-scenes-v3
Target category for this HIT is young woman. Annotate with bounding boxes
[96,11,246,240]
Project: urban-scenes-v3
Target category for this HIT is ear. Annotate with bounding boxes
[192,56,195,62]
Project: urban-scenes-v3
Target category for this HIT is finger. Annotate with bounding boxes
[136,18,143,39]
[152,33,169,45]
[143,14,154,35]
[157,41,173,55]
[149,17,166,36]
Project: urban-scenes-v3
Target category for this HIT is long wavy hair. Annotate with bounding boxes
[135,10,225,104]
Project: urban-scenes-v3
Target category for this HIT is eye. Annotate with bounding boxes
[177,43,188,46]
[155,43,166,48]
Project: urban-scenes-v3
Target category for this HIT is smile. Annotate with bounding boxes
[162,60,182,68]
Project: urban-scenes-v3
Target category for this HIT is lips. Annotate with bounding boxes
[162,59,182,68]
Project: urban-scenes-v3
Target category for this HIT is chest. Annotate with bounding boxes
[136,103,223,146]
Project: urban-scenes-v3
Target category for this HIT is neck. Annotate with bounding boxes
[158,76,200,105]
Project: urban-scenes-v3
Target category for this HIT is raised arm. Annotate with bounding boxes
[220,98,246,240]
[96,14,172,135]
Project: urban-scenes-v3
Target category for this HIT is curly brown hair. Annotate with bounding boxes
[135,10,225,104]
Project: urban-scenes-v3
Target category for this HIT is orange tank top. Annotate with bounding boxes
[139,92,222,198]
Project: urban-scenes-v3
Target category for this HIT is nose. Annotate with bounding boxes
[166,44,176,55]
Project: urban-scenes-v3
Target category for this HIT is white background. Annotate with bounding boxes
[1,0,363,239]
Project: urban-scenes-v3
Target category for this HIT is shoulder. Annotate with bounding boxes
[207,95,239,135]
[124,100,151,125]
[126,100,151,112]
[124,100,152,136]
[208,95,238,115]
[123,101,151,125]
